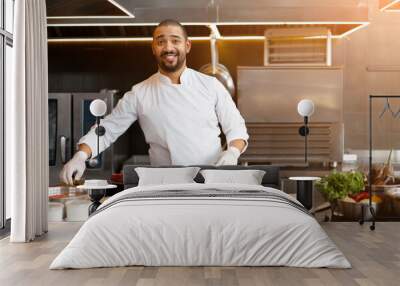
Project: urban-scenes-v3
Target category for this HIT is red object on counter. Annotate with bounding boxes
[48,194,67,199]
[350,191,369,202]
[111,173,123,184]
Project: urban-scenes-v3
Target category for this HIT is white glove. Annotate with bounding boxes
[59,151,89,185]
[215,146,241,166]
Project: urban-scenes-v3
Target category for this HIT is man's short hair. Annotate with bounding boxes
[153,19,188,39]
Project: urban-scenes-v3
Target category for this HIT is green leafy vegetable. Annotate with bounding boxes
[315,171,365,202]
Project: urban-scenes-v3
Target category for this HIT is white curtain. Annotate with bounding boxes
[6,0,49,242]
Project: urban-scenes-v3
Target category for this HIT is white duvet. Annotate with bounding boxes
[50,183,351,269]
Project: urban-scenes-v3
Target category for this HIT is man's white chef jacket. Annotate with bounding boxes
[78,67,249,165]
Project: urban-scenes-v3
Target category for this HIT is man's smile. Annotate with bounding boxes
[164,55,176,61]
[161,52,178,63]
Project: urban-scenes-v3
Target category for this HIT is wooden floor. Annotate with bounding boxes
[0,222,399,286]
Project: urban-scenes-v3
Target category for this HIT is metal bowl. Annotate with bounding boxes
[199,63,236,98]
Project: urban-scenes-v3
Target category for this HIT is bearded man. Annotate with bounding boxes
[60,19,249,185]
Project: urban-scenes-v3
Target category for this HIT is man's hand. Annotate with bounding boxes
[215,146,241,166]
[59,151,89,185]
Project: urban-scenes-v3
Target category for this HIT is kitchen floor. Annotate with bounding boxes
[0,222,399,286]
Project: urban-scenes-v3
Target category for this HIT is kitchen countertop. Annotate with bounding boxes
[240,161,343,178]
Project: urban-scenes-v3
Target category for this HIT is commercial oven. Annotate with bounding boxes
[48,90,128,186]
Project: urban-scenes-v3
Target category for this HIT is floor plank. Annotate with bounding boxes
[0,222,399,286]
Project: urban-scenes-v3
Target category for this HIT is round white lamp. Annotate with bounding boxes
[297,99,315,117]
[297,99,315,164]
[89,99,107,117]
[88,99,107,167]
[79,99,117,216]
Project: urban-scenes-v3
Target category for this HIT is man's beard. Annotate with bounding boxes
[157,51,186,72]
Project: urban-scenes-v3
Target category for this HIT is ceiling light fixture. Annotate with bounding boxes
[47,35,346,43]
[339,22,369,38]
[217,23,369,40]
[46,27,368,43]
[107,0,135,17]
[215,21,370,26]
[46,22,211,27]
[47,21,369,27]
[46,21,370,41]
[220,36,265,40]
[47,16,133,20]
[47,36,211,43]
[380,0,400,11]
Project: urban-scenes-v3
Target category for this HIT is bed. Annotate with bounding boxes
[50,165,350,269]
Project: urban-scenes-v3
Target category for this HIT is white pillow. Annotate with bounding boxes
[200,169,266,185]
[135,167,201,186]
